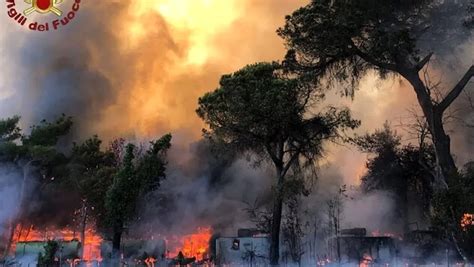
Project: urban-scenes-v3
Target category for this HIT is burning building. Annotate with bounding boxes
[1,226,103,266]
[2,226,213,267]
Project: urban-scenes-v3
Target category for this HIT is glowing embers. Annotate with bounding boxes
[461,213,474,231]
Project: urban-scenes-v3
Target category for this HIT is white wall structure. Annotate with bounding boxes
[215,236,270,266]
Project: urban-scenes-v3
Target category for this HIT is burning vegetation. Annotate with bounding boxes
[167,227,212,261]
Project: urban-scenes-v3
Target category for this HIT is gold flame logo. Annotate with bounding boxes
[24,0,63,17]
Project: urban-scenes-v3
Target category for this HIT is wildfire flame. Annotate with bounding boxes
[360,253,373,267]
[144,256,157,267]
[11,225,102,262]
[167,227,212,261]
[461,213,474,231]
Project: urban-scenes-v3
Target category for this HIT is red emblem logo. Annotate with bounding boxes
[24,0,63,17]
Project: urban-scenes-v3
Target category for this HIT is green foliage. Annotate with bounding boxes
[106,144,137,227]
[105,134,172,230]
[197,62,359,168]
[37,240,59,267]
[22,116,73,181]
[23,114,73,147]
[197,62,301,156]
[71,135,114,168]
[0,115,73,180]
[0,116,21,142]
[278,0,471,95]
[353,123,401,155]
[0,115,73,176]
[354,124,435,223]
[68,135,117,228]
[136,134,172,194]
[432,164,474,258]
[0,141,24,161]
[0,116,23,160]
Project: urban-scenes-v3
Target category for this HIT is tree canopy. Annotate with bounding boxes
[355,123,435,229]
[278,0,474,185]
[104,134,172,256]
[197,62,359,171]
[278,0,472,88]
[197,62,359,264]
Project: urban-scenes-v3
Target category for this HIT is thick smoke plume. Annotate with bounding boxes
[130,140,275,237]
[0,0,307,142]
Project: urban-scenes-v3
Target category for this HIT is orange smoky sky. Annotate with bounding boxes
[0,0,421,185]
[0,0,309,143]
[98,0,311,141]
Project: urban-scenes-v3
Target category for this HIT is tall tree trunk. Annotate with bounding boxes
[112,222,123,260]
[270,170,284,266]
[79,202,87,261]
[402,71,456,187]
[430,111,457,184]
[403,67,473,262]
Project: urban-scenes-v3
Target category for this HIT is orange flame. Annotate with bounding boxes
[144,257,157,267]
[11,225,102,262]
[167,227,212,261]
[360,253,372,267]
[461,213,474,231]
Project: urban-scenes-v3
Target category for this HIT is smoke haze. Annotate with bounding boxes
[0,163,22,235]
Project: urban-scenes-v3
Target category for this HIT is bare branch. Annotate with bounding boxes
[416,52,434,71]
[438,65,474,112]
[462,90,474,128]
[349,41,399,72]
